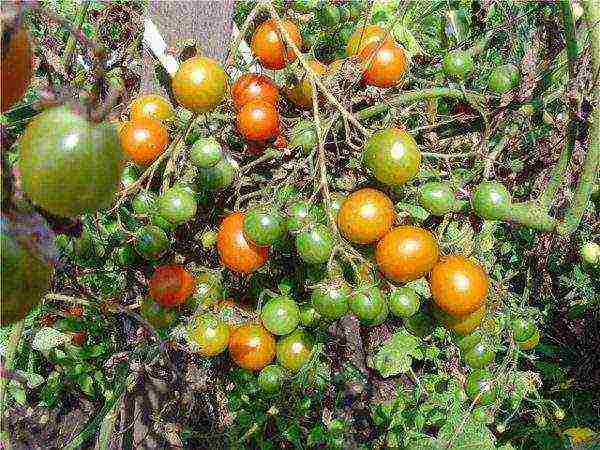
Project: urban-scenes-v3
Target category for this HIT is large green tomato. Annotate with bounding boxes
[463,341,495,369]
[18,106,124,217]
[471,181,511,220]
[158,186,197,225]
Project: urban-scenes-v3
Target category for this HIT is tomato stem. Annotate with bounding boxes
[62,0,91,72]
[504,202,556,232]
[0,320,24,443]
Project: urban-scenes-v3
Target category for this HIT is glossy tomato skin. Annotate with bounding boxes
[346,25,392,56]
[197,157,238,190]
[237,100,280,142]
[19,106,124,217]
[311,281,350,320]
[471,181,511,220]
[261,295,300,335]
[157,187,197,225]
[130,94,174,122]
[511,318,537,342]
[430,255,489,317]
[258,364,285,395]
[172,56,227,112]
[359,41,407,88]
[217,212,269,274]
[286,201,316,232]
[232,73,279,110]
[349,286,386,323]
[488,64,521,94]
[286,60,327,109]
[375,226,439,283]
[442,50,474,80]
[251,19,303,70]
[276,329,314,372]
[388,287,420,318]
[140,297,178,329]
[229,323,276,371]
[190,137,222,168]
[189,313,230,356]
[290,120,317,154]
[433,305,486,336]
[361,295,389,326]
[150,265,195,307]
[132,191,157,215]
[363,128,421,187]
[135,225,169,260]
[466,369,497,406]
[1,25,32,112]
[419,182,459,216]
[338,188,395,244]
[243,209,285,246]
[463,341,495,369]
[120,118,169,166]
[295,225,334,264]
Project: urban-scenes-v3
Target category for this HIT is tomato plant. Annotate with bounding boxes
[190,137,223,168]
[337,188,395,244]
[236,99,280,142]
[172,56,227,112]
[359,41,407,88]
[260,295,300,335]
[466,369,497,406]
[311,280,350,320]
[149,265,195,307]
[217,212,269,274]
[189,313,230,356]
[229,323,276,371]
[232,73,279,110]
[286,60,327,109]
[251,19,303,70]
[1,24,32,112]
[129,94,174,123]
[120,118,169,167]
[276,329,313,372]
[295,225,334,264]
[388,287,420,318]
[157,186,197,225]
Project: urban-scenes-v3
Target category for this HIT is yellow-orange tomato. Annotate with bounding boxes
[346,25,393,56]
[172,56,227,112]
[337,188,395,244]
[1,24,33,112]
[432,304,486,336]
[375,226,439,283]
[286,60,327,109]
[236,99,280,142]
[217,212,269,274]
[130,94,174,122]
[119,118,169,166]
[229,322,276,371]
[430,255,489,317]
[251,19,303,70]
[232,73,279,110]
[359,41,407,88]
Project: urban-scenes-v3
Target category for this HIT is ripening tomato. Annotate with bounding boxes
[251,19,303,70]
[430,255,489,317]
[237,100,280,142]
[229,323,276,371]
[172,56,227,112]
[375,226,439,283]
[120,118,169,166]
[1,24,32,112]
[217,212,269,274]
[150,265,196,307]
[432,304,486,336]
[346,25,392,56]
[130,94,174,122]
[349,286,386,323]
[140,297,178,329]
[276,329,313,372]
[190,137,223,168]
[189,313,230,356]
[359,41,407,88]
[337,188,395,244]
[286,60,327,109]
[232,73,279,110]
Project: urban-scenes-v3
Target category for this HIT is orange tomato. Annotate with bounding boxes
[286,60,327,109]
[346,25,392,56]
[130,94,174,122]
[217,212,269,274]
[232,73,279,110]
[150,265,196,307]
[337,188,395,244]
[430,255,489,317]
[251,19,303,70]
[432,304,486,336]
[359,41,407,88]
[172,56,227,112]
[236,99,280,142]
[228,322,276,371]
[375,226,439,283]
[1,24,33,112]
[120,118,169,166]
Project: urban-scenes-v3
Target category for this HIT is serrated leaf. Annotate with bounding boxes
[15,370,45,388]
[437,414,496,450]
[370,328,423,377]
[32,327,70,352]
[504,370,540,410]
[396,202,430,222]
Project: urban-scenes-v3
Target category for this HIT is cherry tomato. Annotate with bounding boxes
[488,64,521,94]
[511,318,537,342]
[150,265,195,307]
[151,214,176,232]
[290,120,317,154]
[388,287,420,318]
[361,295,389,326]
[286,200,317,232]
[140,297,178,329]
[261,295,300,335]
[349,286,386,323]
[295,225,334,264]
[197,157,238,190]
[359,41,407,88]
[70,331,87,347]
[130,94,174,122]
[132,191,157,215]
[375,226,439,283]
[135,225,169,260]
[19,106,124,217]
[363,128,421,187]
[251,19,303,70]
[466,369,497,406]
[190,137,223,168]
[430,255,489,317]
[518,329,540,351]
[276,329,313,372]
[286,60,327,109]
[243,209,285,246]
[189,313,230,356]
[1,24,32,112]
[317,4,341,27]
[299,306,321,328]
[217,212,269,274]
[311,280,350,320]
[172,56,227,112]
[580,242,600,265]
[442,49,474,80]
[338,188,395,244]
[419,182,459,216]
[346,25,392,56]
[463,341,495,369]
[258,364,285,395]
[433,305,486,336]
[232,73,279,110]
[237,99,280,142]
[471,181,511,220]
[120,118,169,166]
[229,323,276,371]
[157,186,197,225]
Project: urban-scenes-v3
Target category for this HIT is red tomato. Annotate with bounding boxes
[236,100,280,142]
[232,73,279,110]
[217,212,269,274]
[149,265,196,307]
[251,19,303,70]
[359,41,407,88]
[120,118,169,166]
[1,24,32,112]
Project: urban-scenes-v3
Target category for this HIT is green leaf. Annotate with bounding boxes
[8,380,26,405]
[32,327,71,352]
[504,370,540,410]
[15,370,45,388]
[437,414,496,449]
[396,202,430,222]
[370,328,423,377]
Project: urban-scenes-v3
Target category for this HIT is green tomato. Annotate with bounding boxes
[311,281,350,320]
[258,364,286,395]
[388,287,420,318]
[471,181,511,220]
[121,164,139,187]
[419,182,458,216]
[363,128,421,187]
[361,296,389,327]
[291,0,318,13]
[580,242,600,265]
[289,120,318,154]
[140,297,177,329]
[488,64,521,94]
[191,271,223,310]
[276,329,314,372]
[299,305,321,328]
[243,209,285,246]
[199,230,218,249]
[158,187,197,225]
[346,1,361,20]
[455,331,482,352]
[132,191,157,215]
[442,49,474,80]
[286,200,316,232]
[190,136,222,168]
[295,225,334,264]
[511,318,537,342]
[261,295,300,336]
[188,313,230,356]
[317,4,341,27]
[276,184,299,204]
[463,341,495,369]
[151,214,176,232]
[197,157,237,190]
[466,369,497,406]
[135,225,169,260]
[349,286,385,323]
